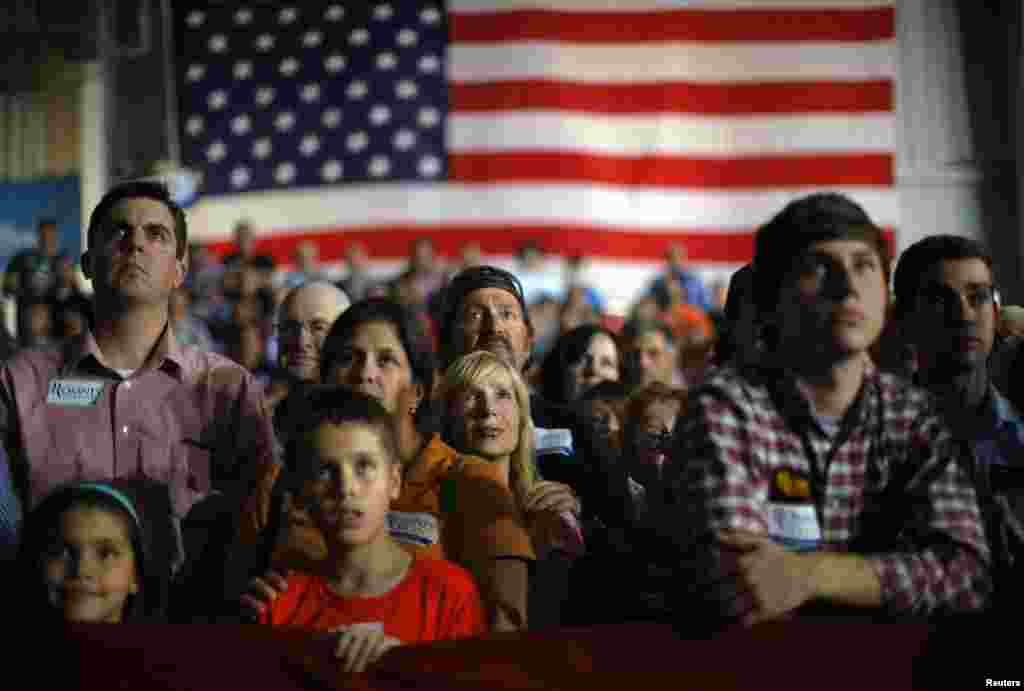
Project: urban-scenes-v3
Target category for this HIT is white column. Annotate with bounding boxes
[1017,9,1024,299]
[895,0,984,257]
[78,61,110,252]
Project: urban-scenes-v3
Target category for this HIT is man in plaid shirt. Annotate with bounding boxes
[669,193,991,625]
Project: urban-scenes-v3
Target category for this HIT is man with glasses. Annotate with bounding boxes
[894,236,1002,412]
[894,234,1024,608]
[268,281,352,447]
[276,281,351,386]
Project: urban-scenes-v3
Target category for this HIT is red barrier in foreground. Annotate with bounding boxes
[25,617,1018,691]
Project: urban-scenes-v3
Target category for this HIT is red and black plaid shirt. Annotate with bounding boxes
[670,365,991,614]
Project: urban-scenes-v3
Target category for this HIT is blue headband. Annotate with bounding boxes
[72,482,141,527]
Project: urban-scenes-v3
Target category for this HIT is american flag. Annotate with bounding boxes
[176,1,896,304]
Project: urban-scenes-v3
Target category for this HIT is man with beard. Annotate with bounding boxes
[438,266,614,490]
[438,266,636,626]
[894,235,1024,608]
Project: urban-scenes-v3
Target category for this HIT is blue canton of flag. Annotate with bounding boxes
[176,2,447,197]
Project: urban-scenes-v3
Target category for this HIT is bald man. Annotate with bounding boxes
[277,281,351,384]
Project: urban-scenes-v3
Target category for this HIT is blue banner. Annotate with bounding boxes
[0,176,81,272]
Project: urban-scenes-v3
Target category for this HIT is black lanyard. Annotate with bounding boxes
[765,370,873,524]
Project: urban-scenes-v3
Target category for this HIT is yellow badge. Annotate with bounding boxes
[772,469,812,500]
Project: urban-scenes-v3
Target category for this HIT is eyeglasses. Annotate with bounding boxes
[277,319,332,339]
[918,285,997,314]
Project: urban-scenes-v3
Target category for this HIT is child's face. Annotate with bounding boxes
[43,506,139,623]
[582,398,622,440]
[775,238,887,363]
[448,373,522,461]
[631,398,681,488]
[304,421,401,548]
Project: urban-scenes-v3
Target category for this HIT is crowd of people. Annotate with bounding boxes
[2,180,1023,675]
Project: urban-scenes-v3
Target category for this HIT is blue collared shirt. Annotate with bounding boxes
[971,386,1024,470]
[0,446,21,560]
[651,269,713,311]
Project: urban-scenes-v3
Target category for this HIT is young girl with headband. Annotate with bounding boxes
[16,481,153,623]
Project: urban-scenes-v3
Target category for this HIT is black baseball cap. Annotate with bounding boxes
[438,265,532,369]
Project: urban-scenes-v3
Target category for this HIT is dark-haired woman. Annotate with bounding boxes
[538,325,622,407]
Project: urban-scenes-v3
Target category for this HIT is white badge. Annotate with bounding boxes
[46,379,105,407]
[387,511,440,547]
[766,503,822,552]
[535,427,574,457]
[346,622,384,634]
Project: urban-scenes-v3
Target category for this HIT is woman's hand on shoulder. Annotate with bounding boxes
[526,505,586,559]
[522,481,580,516]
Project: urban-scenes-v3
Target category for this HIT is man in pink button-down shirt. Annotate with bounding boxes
[0,181,274,617]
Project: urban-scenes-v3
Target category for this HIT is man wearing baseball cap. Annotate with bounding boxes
[438,266,622,476]
[438,266,637,625]
[439,265,617,437]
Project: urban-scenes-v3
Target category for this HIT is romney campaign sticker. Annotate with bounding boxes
[766,502,822,552]
[46,379,105,407]
[535,427,574,458]
[387,511,440,547]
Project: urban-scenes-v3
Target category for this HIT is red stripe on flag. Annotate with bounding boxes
[452,80,893,115]
[205,226,894,266]
[451,7,895,44]
[451,152,894,188]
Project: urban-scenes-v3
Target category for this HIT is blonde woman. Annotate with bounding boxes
[440,351,538,507]
[438,350,583,630]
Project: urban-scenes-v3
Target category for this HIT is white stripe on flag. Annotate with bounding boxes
[449,112,895,155]
[450,1,891,10]
[187,184,899,241]
[450,41,895,84]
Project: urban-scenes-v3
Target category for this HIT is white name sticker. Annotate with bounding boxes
[387,511,440,547]
[535,427,574,457]
[345,622,383,634]
[46,379,105,407]
[766,502,822,552]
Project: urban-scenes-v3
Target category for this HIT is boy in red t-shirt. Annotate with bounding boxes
[256,387,485,672]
